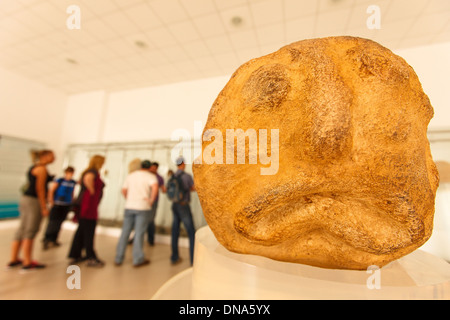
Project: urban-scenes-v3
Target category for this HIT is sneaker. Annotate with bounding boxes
[6,260,22,269]
[20,261,46,273]
[133,259,150,268]
[52,241,61,247]
[43,239,61,250]
[87,258,105,268]
[68,256,87,265]
[171,257,182,266]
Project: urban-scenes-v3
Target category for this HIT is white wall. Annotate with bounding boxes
[104,76,229,142]
[61,75,230,148]
[0,66,67,171]
[61,90,107,145]
[395,42,450,130]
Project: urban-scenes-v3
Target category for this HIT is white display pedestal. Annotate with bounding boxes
[152,226,450,300]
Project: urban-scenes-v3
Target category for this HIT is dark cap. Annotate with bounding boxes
[141,160,152,169]
[175,156,185,166]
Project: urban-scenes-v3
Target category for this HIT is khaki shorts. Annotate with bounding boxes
[14,195,42,240]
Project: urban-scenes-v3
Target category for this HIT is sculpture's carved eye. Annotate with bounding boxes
[241,64,290,110]
[346,47,410,83]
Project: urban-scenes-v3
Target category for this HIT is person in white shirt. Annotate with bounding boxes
[115,160,158,267]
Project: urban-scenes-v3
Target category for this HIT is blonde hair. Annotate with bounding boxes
[81,155,105,178]
[128,158,142,173]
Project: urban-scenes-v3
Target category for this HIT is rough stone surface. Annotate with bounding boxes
[192,37,439,270]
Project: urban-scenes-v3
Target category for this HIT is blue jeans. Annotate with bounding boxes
[115,209,153,265]
[146,201,158,245]
[171,202,195,265]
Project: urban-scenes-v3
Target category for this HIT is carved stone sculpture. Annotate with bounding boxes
[192,36,439,270]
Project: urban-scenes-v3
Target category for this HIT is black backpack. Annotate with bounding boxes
[166,172,186,202]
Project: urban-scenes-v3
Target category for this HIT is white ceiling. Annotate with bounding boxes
[0,0,449,94]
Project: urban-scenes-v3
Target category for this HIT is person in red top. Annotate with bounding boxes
[68,155,105,267]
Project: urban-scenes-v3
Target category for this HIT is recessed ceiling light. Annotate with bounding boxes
[231,16,243,27]
[66,58,78,65]
[134,40,148,49]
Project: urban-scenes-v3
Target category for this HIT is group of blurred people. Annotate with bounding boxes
[6,149,196,272]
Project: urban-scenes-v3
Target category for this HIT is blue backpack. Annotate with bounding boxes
[166,172,186,202]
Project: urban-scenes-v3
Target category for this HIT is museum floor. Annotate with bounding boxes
[0,219,190,300]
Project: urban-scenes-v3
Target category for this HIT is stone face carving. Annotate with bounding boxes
[192,37,439,270]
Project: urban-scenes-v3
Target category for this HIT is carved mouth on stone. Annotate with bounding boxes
[233,184,425,255]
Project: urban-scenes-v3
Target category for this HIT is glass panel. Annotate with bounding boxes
[423,130,450,260]
[98,149,125,222]
[0,135,45,219]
